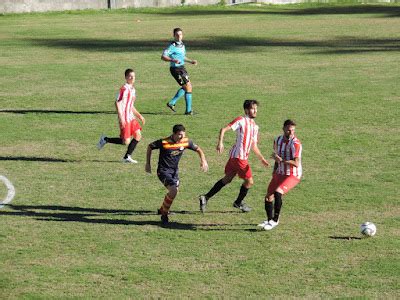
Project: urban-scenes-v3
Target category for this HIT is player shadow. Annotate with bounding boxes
[329,236,362,240]
[0,109,114,115]
[24,36,400,55]
[0,156,71,163]
[148,5,400,18]
[1,204,253,231]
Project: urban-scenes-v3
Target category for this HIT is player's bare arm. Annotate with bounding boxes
[184,57,197,65]
[217,125,231,154]
[145,145,153,173]
[132,107,145,125]
[115,102,126,128]
[196,146,209,172]
[283,157,300,168]
[161,55,180,64]
[252,143,269,167]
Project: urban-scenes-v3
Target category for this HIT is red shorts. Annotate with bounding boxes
[224,158,252,179]
[267,173,300,196]
[120,119,141,141]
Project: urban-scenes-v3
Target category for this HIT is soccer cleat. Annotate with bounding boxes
[263,220,279,231]
[199,195,208,213]
[161,214,169,225]
[122,155,138,164]
[166,103,176,112]
[97,134,107,150]
[184,111,194,116]
[257,220,269,228]
[233,202,252,213]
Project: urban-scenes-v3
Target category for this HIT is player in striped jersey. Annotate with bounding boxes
[258,119,302,230]
[162,28,197,115]
[146,124,208,225]
[97,68,145,163]
[199,100,269,213]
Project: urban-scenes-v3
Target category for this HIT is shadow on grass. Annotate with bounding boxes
[0,109,114,115]
[329,236,362,240]
[0,156,71,163]
[147,5,400,18]
[0,109,172,116]
[1,204,254,231]
[24,36,400,54]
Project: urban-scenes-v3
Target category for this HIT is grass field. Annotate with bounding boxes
[1,3,399,298]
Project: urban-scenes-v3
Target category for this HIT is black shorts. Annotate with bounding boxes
[170,67,190,86]
[157,169,180,187]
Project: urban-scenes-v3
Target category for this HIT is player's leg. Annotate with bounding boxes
[183,81,193,115]
[167,68,185,111]
[158,172,179,224]
[199,159,236,212]
[123,121,142,163]
[232,160,253,212]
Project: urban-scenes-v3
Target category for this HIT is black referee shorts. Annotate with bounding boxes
[170,67,190,86]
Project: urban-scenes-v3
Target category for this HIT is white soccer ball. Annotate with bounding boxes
[360,222,376,237]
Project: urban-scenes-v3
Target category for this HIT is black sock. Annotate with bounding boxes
[273,192,283,222]
[234,185,249,205]
[205,179,226,200]
[105,137,123,144]
[265,201,273,221]
[125,139,138,158]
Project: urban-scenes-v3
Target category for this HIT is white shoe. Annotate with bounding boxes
[122,155,138,164]
[263,220,279,231]
[97,135,106,150]
[257,220,269,228]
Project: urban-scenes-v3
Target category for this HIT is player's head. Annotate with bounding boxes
[173,28,183,42]
[124,68,135,84]
[283,119,296,139]
[172,124,186,142]
[243,99,259,119]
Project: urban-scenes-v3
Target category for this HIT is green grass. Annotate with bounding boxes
[1,3,399,298]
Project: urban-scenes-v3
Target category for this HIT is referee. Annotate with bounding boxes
[162,28,197,115]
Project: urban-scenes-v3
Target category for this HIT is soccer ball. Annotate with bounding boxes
[360,222,376,237]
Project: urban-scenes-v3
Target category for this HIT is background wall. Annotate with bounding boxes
[0,0,222,14]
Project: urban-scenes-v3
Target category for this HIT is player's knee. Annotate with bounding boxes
[265,194,274,202]
[244,178,254,188]
[123,138,131,145]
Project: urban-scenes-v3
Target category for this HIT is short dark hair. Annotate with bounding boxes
[173,28,183,35]
[243,100,259,110]
[173,124,186,133]
[283,119,296,127]
[125,68,134,77]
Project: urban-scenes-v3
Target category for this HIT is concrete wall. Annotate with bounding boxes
[0,0,221,14]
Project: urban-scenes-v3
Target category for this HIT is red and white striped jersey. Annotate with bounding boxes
[274,135,302,178]
[228,116,259,160]
[116,83,136,124]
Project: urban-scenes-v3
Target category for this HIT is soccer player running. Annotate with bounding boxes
[258,119,302,230]
[97,68,145,163]
[199,100,269,213]
[146,124,208,225]
[162,28,197,115]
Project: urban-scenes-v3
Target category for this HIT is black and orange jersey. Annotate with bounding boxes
[149,136,198,171]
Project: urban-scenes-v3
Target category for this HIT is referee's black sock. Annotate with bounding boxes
[105,137,123,144]
[205,179,226,200]
[265,200,273,221]
[125,139,138,158]
[273,192,283,222]
[234,185,249,205]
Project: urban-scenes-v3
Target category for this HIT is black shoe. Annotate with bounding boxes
[199,195,208,213]
[233,202,252,212]
[167,103,176,112]
[161,214,169,225]
[184,111,194,115]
